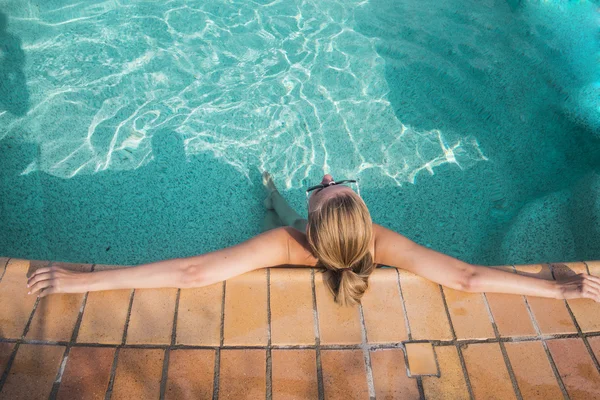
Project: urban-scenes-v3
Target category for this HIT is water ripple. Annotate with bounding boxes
[0,0,488,186]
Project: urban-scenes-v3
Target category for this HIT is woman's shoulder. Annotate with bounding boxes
[283,226,319,267]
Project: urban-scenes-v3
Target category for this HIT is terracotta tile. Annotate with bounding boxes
[223,270,268,346]
[488,265,516,272]
[504,341,562,400]
[485,267,537,337]
[93,264,133,271]
[219,349,266,399]
[513,264,576,334]
[314,271,362,344]
[56,347,115,400]
[126,288,177,344]
[370,349,419,399]
[513,264,553,279]
[398,269,452,340]
[486,293,536,337]
[422,345,469,400]
[111,348,164,400]
[27,294,85,342]
[551,262,588,278]
[271,349,318,400]
[361,269,408,343]
[587,261,600,276]
[553,262,600,332]
[462,343,516,399]
[0,342,15,376]
[270,269,315,345]
[77,290,131,344]
[588,336,600,365]
[443,287,494,339]
[177,283,222,346]
[547,338,600,400]
[165,349,215,400]
[0,259,44,338]
[0,344,65,400]
[321,350,369,400]
[405,342,437,376]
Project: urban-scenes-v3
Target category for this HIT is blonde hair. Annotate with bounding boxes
[306,190,376,306]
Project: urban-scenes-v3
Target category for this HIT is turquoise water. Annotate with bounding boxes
[0,0,598,266]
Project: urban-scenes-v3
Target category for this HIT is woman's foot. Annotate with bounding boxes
[262,171,277,210]
[262,171,277,192]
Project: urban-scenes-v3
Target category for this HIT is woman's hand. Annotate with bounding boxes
[556,273,600,302]
[26,266,90,298]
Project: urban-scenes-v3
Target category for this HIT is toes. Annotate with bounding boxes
[262,171,277,191]
[262,171,271,186]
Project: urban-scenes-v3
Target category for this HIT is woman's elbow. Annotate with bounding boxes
[179,263,205,288]
[459,264,482,292]
[452,264,477,292]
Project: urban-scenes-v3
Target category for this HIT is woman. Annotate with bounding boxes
[27,172,600,305]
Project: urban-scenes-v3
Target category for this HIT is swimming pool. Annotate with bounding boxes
[0,0,598,266]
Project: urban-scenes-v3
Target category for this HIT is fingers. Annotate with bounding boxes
[582,289,600,303]
[27,267,52,285]
[579,274,600,302]
[585,274,600,285]
[559,274,600,303]
[29,279,53,295]
[27,272,56,291]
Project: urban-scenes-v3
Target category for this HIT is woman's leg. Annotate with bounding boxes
[263,172,307,231]
[262,209,284,232]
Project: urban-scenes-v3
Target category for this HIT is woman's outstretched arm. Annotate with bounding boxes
[373,223,600,302]
[27,226,293,297]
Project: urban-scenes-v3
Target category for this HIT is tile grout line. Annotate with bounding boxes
[521,264,570,399]
[415,377,425,400]
[438,284,474,400]
[357,303,375,400]
[395,269,418,395]
[480,282,523,400]
[4,331,600,350]
[212,280,226,400]
[495,339,524,400]
[159,288,180,400]
[0,264,45,393]
[49,264,95,400]
[583,260,591,276]
[394,268,412,341]
[0,258,10,283]
[488,265,523,400]
[438,285,457,340]
[104,288,135,400]
[3,330,600,350]
[311,269,324,400]
[266,269,272,400]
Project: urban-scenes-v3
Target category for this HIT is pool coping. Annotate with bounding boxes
[0,258,599,399]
